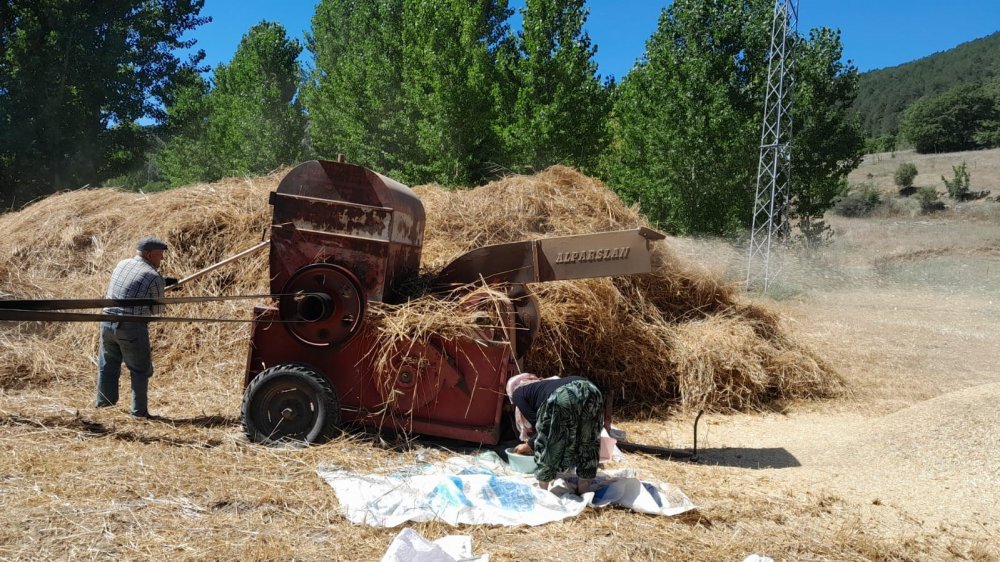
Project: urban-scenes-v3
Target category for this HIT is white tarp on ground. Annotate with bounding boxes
[317,453,696,527]
[380,528,489,562]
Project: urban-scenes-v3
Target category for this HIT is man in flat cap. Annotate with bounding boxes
[95,236,178,418]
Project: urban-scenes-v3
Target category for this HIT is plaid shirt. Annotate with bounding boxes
[102,256,166,316]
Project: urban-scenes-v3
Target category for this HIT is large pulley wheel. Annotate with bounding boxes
[242,364,341,445]
[280,263,365,347]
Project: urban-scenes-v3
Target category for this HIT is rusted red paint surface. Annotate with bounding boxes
[247,160,513,444]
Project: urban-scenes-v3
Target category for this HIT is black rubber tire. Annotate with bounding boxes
[241,363,341,446]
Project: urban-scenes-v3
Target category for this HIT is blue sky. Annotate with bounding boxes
[182,0,1000,79]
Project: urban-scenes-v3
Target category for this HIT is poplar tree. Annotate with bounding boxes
[499,0,609,172]
[303,0,414,180]
[207,22,305,176]
[158,22,305,185]
[790,28,864,243]
[400,0,510,185]
[604,0,862,237]
[155,69,213,187]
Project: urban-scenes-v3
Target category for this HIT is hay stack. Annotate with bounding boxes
[0,175,275,396]
[0,165,840,413]
[415,166,839,411]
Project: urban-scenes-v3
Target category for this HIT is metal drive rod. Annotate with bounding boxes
[167,239,270,292]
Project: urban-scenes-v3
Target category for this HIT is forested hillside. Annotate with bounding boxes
[853,31,1000,138]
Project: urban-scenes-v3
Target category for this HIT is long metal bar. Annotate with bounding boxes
[0,292,324,323]
[167,240,270,292]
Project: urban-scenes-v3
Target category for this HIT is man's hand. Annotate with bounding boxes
[163,277,179,287]
[514,443,533,455]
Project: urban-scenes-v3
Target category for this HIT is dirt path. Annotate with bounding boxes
[691,383,1000,534]
[655,219,1000,549]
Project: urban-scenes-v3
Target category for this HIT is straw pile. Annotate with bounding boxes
[0,165,840,413]
[413,166,840,411]
[0,175,273,397]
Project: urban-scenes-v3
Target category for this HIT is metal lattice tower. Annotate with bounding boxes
[746,0,798,292]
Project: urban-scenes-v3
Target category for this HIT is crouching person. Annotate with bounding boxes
[507,373,604,494]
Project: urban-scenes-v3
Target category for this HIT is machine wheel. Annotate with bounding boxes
[241,364,341,446]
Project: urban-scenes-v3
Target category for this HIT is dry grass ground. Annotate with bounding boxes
[852,147,1000,196]
[1,157,999,560]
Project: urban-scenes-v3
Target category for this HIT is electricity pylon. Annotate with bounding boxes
[746,0,798,292]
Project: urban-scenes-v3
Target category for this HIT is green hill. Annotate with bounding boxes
[852,31,1000,138]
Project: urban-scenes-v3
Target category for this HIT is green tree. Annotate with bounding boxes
[0,0,208,206]
[400,0,510,185]
[602,0,862,237]
[894,162,918,188]
[304,0,510,186]
[864,134,897,154]
[942,161,970,200]
[899,83,997,153]
[303,0,414,180]
[498,0,609,172]
[155,69,214,187]
[790,28,865,245]
[158,22,305,186]
[972,78,1000,148]
[210,22,305,178]
[917,186,944,213]
[601,0,770,235]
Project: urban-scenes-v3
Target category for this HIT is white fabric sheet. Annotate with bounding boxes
[317,453,696,527]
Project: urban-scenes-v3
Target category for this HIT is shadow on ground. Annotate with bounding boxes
[695,447,801,469]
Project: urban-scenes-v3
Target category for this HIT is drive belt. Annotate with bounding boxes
[0,293,319,323]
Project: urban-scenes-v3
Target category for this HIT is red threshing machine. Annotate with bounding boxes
[240,159,664,446]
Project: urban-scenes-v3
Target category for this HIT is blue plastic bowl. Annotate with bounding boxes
[505,448,537,473]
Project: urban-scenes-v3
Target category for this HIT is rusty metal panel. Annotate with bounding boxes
[270,192,393,241]
[246,309,512,445]
[368,169,425,248]
[277,160,384,206]
[433,227,666,288]
[268,160,425,303]
[269,226,390,302]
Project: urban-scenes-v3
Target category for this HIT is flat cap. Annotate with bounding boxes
[136,235,168,252]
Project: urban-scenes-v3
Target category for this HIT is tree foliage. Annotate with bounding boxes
[3,0,872,244]
[973,79,1000,147]
[303,0,413,181]
[497,0,609,173]
[158,21,305,185]
[602,0,863,237]
[917,185,944,213]
[942,161,970,200]
[899,82,999,154]
[400,0,510,185]
[601,0,770,235]
[852,31,1000,138]
[790,28,865,244]
[0,0,208,206]
[304,0,510,186]
[894,163,917,188]
[155,69,213,187]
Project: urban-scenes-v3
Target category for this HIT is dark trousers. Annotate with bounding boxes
[96,321,153,416]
